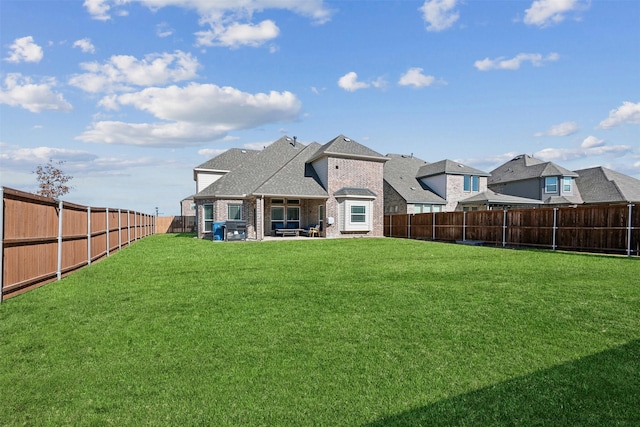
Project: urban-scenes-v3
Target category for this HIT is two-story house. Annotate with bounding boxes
[192,135,388,240]
[488,154,583,205]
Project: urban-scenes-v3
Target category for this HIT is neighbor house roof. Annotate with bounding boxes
[458,189,543,206]
[308,135,388,163]
[416,159,490,179]
[574,166,640,204]
[489,154,578,185]
[383,154,446,205]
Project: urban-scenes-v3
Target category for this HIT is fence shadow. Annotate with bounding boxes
[364,339,640,426]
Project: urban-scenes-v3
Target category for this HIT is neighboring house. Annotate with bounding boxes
[574,166,640,205]
[488,154,583,206]
[193,135,388,240]
[415,159,491,211]
[383,154,446,214]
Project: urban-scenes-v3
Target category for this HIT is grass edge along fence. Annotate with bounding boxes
[385,204,639,257]
[1,187,155,301]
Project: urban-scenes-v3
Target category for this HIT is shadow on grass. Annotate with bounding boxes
[365,340,640,427]
[168,232,198,238]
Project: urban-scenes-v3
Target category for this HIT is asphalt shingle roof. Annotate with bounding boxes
[309,135,388,162]
[383,154,446,204]
[574,166,640,203]
[489,154,578,185]
[254,142,328,198]
[416,159,490,179]
[195,148,259,171]
[458,189,543,205]
[196,136,306,198]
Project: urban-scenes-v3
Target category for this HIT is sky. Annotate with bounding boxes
[1,0,639,215]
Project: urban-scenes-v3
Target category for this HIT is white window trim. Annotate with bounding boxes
[340,199,373,232]
[544,177,558,194]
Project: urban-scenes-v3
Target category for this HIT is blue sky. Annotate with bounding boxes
[1,0,639,215]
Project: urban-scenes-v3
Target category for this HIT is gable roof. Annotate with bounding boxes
[489,154,578,185]
[384,154,446,204]
[416,159,490,179]
[574,166,640,203]
[195,136,306,198]
[195,148,259,171]
[253,142,328,198]
[309,135,388,163]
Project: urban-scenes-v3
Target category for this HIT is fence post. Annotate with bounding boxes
[628,204,635,257]
[0,188,4,303]
[87,206,92,265]
[463,211,467,242]
[552,208,558,251]
[106,207,110,257]
[502,209,507,248]
[432,212,436,241]
[118,209,122,250]
[408,214,412,239]
[127,210,131,245]
[57,200,64,280]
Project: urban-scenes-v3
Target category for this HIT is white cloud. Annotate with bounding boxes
[0,73,72,113]
[338,72,370,92]
[0,146,97,168]
[398,67,438,88]
[534,121,579,137]
[195,20,279,48]
[581,135,604,148]
[198,148,227,158]
[68,50,200,93]
[156,22,174,38]
[77,83,302,146]
[597,101,640,129]
[4,36,44,63]
[474,52,559,71]
[73,38,96,53]
[419,0,459,32]
[84,0,332,47]
[535,143,631,163]
[524,0,589,27]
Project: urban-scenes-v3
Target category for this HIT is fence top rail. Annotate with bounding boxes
[2,186,154,217]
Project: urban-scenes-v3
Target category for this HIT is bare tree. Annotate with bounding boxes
[34,159,73,199]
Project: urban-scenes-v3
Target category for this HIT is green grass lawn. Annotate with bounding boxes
[1,235,639,426]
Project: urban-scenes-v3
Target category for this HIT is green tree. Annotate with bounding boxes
[34,159,73,199]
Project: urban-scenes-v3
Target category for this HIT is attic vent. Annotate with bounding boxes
[410,187,416,190]
[241,150,247,153]
[458,164,464,167]
[344,137,351,142]
[512,155,522,161]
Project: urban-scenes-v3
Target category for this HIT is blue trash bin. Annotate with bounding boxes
[213,221,225,241]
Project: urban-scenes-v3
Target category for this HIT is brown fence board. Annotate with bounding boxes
[2,187,155,300]
[386,204,639,256]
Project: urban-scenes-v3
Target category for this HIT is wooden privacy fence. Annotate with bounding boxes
[1,187,155,301]
[156,215,196,233]
[385,204,639,257]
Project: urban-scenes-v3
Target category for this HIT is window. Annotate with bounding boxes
[563,177,572,193]
[204,204,214,232]
[464,175,480,192]
[271,206,284,230]
[351,205,366,223]
[228,204,242,220]
[545,177,558,193]
[287,206,300,228]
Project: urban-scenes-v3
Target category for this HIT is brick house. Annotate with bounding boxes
[193,135,388,240]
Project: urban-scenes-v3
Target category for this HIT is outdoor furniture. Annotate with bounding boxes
[302,224,319,237]
[275,228,303,237]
